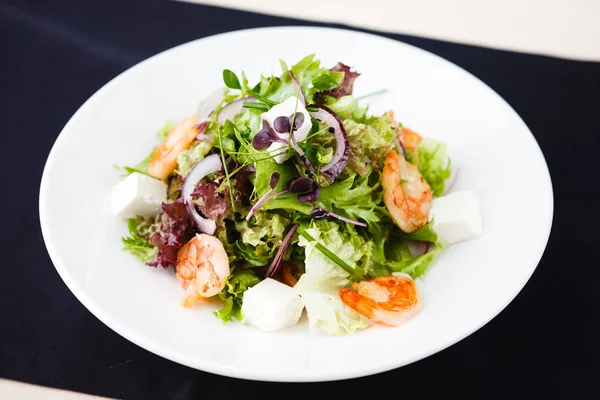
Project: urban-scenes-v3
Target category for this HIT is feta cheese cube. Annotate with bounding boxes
[261,96,312,164]
[110,172,167,218]
[241,278,304,331]
[431,190,483,245]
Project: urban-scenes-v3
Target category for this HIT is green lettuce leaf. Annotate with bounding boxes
[397,220,438,243]
[294,221,371,335]
[342,117,396,175]
[319,171,383,225]
[290,55,345,104]
[121,217,159,262]
[214,270,261,323]
[253,159,312,214]
[327,96,358,120]
[176,140,213,177]
[235,210,291,258]
[367,221,443,279]
[409,138,452,197]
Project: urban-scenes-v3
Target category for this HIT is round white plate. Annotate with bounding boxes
[39,27,553,381]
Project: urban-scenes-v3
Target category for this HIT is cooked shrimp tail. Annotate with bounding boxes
[176,234,230,307]
[382,150,432,232]
[339,274,422,327]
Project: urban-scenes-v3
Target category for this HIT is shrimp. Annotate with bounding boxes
[176,234,230,308]
[386,111,423,150]
[401,127,422,151]
[148,114,200,180]
[382,150,432,232]
[339,274,422,327]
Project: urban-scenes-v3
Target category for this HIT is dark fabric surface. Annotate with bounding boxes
[1,0,599,398]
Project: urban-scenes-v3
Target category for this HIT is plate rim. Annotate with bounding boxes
[39,25,554,382]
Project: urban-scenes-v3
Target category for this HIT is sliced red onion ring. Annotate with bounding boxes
[443,167,459,195]
[289,71,305,106]
[407,240,428,258]
[182,154,222,235]
[308,106,349,180]
[196,88,225,124]
[265,224,299,279]
[394,136,407,159]
[216,96,255,124]
[195,131,213,142]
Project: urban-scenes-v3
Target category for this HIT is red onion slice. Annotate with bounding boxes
[289,71,305,106]
[181,154,222,235]
[265,223,299,278]
[196,88,224,124]
[308,106,349,180]
[195,131,213,142]
[216,96,255,124]
[407,240,428,258]
[443,167,459,195]
[394,136,407,159]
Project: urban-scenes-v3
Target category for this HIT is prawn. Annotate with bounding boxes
[386,110,422,150]
[148,114,200,180]
[176,234,230,308]
[339,274,423,327]
[382,150,432,233]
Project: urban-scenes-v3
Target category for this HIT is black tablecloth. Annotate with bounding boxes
[2,0,599,398]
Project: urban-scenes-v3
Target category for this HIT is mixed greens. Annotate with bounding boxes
[117,54,453,334]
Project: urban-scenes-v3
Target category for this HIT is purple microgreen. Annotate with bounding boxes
[225,156,238,172]
[265,224,299,279]
[290,179,320,204]
[289,177,314,193]
[309,206,367,227]
[245,188,291,221]
[309,208,328,220]
[273,116,291,134]
[270,171,280,189]
[252,120,286,150]
[290,112,304,130]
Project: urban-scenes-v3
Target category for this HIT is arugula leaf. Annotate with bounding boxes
[223,69,241,89]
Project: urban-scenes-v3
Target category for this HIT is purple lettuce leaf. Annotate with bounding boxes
[324,62,360,99]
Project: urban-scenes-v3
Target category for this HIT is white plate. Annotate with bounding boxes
[39,27,553,381]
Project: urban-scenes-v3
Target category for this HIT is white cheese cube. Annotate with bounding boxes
[431,190,483,245]
[261,96,311,164]
[241,278,304,331]
[110,172,167,218]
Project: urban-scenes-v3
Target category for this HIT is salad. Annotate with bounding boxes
[111,54,482,335]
